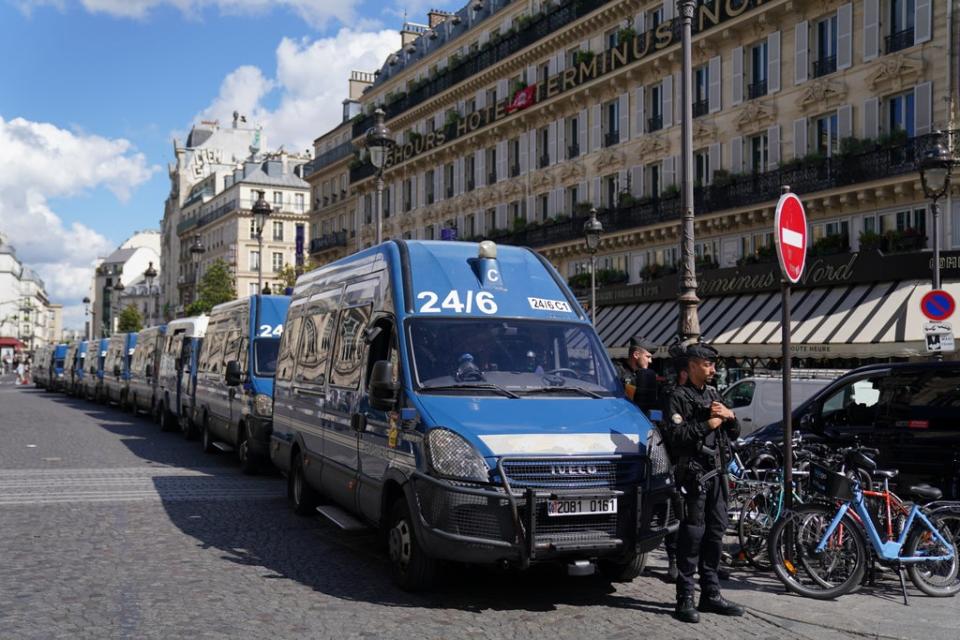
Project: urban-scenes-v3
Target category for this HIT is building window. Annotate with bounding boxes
[249,219,258,239]
[647,164,661,198]
[812,220,850,248]
[486,147,497,184]
[603,99,619,147]
[403,179,412,212]
[465,155,475,191]
[695,149,710,186]
[886,0,916,54]
[508,137,521,177]
[272,252,283,272]
[887,91,915,136]
[538,61,549,86]
[425,170,435,204]
[748,41,768,99]
[272,221,284,241]
[602,174,618,208]
[566,45,580,69]
[748,132,769,172]
[485,87,497,107]
[249,283,258,296]
[565,185,579,214]
[605,28,619,49]
[466,97,476,114]
[364,194,372,223]
[694,65,709,117]
[485,208,496,233]
[695,240,720,265]
[648,84,663,132]
[295,192,304,211]
[814,112,839,156]
[566,116,580,159]
[537,193,549,222]
[383,187,391,217]
[250,251,260,271]
[273,191,283,206]
[646,5,663,30]
[444,163,455,198]
[538,127,549,167]
[813,14,838,77]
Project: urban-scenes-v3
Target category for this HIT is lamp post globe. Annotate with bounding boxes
[252,190,272,236]
[583,208,603,324]
[189,234,206,306]
[365,108,395,245]
[143,261,158,324]
[917,131,955,297]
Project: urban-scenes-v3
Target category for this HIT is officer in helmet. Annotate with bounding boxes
[664,342,743,623]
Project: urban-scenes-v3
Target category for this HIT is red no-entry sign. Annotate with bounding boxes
[775,192,808,283]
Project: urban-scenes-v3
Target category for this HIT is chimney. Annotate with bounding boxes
[349,71,375,101]
[428,9,450,28]
[400,26,419,48]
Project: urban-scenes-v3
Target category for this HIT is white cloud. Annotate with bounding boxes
[0,116,158,330]
[15,0,360,29]
[196,28,399,152]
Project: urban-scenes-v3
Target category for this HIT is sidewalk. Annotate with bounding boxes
[645,551,958,640]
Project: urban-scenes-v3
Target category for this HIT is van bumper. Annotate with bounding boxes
[245,415,273,458]
[406,466,677,567]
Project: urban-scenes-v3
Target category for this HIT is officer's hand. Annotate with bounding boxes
[710,401,735,421]
[707,417,723,430]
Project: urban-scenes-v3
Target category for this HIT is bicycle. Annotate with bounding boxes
[768,457,959,603]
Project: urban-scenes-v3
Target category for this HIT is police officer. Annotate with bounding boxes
[665,342,744,623]
[615,336,660,414]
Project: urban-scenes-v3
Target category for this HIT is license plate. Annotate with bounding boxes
[547,497,617,517]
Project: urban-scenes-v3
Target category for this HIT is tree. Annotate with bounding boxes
[277,264,298,290]
[185,258,236,315]
[117,304,143,332]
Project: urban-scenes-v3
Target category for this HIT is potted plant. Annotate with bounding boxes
[568,273,591,290]
[617,26,636,43]
[858,230,882,252]
[573,50,595,66]
[661,184,680,199]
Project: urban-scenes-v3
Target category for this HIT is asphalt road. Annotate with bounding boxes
[0,376,949,639]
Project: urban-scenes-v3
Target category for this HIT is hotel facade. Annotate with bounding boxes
[310,0,959,365]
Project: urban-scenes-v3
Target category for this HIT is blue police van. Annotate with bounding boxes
[82,338,109,401]
[128,325,166,420]
[270,240,675,590]
[48,343,68,391]
[71,341,89,397]
[156,316,208,437]
[193,295,289,473]
[103,332,138,407]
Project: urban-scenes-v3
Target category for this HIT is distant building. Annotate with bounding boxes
[0,232,58,351]
[88,231,160,338]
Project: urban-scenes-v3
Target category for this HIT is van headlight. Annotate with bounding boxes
[253,393,273,417]
[426,428,490,482]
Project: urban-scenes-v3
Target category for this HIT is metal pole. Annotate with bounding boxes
[677,0,700,342]
[257,231,264,296]
[781,280,793,511]
[376,173,384,245]
[590,255,597,324]
[932,199,942,290]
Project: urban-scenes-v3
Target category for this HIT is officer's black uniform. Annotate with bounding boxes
[615,337,661,414]
[665,343,743,623]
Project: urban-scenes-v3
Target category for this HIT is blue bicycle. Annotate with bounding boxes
[768,456,959,602]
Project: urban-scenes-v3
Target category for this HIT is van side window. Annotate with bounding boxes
[224,329,242,368]
[296,312,335,385]
[276,315,301,382]
[330,305,371,389]
[208,331,225,374]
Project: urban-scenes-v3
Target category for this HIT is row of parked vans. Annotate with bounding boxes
[33,240,676,590]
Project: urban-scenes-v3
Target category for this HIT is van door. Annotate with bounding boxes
[322,288,374,512]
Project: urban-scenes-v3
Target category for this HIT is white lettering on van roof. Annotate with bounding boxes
[478,433,640,455]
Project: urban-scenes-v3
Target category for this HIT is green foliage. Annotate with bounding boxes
[277,264,298,289]
[711,169,734,187]
[858,230,882,251]
[185,258,235,316]
[444,109,463,127]
[574,201,594,216]
[617,191,636,208]
[617,27,636,43]
[512,216,527,232]
[574,50,595,66]
[661,184,680,198]
[639,262,676,280]
[116,304,143,333]
[809,234,850,256]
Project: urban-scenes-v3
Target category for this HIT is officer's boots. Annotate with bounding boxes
[674,596,699,623]
[698,591,745,617]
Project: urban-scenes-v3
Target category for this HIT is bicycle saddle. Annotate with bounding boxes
[907,484,943,501]
[872,469,898,479]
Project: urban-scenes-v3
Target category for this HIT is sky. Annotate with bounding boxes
[0,0,462,330]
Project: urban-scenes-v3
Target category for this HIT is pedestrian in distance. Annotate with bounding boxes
[664,342,744,624]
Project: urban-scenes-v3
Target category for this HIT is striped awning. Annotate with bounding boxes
[597,280,960,359]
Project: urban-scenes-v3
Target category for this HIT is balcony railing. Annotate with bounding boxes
[885,28,914,54]
[747,80,767,99]
[603,131,620,147]
[647,115,663,132]
[176,199,238,236]
[567,144,580,159]
[481,134,942,250]
[303,141,354,177]
[350,0,617,138]
[692,99,709,118]
[812,55,837,78]
[309,231,348,253]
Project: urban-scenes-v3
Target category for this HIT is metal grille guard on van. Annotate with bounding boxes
[408,454,677,567]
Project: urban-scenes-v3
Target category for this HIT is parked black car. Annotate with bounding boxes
[743,362,960,499]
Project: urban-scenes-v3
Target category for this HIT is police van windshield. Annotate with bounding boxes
[409,318,621,395]
[254,338,280,377]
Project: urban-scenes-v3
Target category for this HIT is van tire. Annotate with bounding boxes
[237,425,258,475]
[201,416,217,454]
[387,497,438,591]
[599,551,647,582]
[289,453,318,516]
[181,411,197,441]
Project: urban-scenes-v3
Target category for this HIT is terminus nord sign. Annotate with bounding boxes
[376,0,771,172]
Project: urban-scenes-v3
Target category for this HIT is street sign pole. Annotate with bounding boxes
[774,185,807,514]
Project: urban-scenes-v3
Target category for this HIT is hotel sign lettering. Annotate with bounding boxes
[379,0,769,171]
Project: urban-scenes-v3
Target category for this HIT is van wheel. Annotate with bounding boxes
[237,426,258,475]
[201,416,217,454]
[598,551,647,582]
[387,497,438,591]
[159,403,175,433]
[289,453,318,516]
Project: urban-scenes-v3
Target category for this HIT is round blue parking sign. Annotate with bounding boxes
[920,290,956,322]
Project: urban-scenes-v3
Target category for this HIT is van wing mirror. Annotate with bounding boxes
[369,360,399,412]
[225,360,243,386]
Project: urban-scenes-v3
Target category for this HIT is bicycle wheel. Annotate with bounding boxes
[768,503,867,600]
[739,488,776,570]
[905,510,960,597]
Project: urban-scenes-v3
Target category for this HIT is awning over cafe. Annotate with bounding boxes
[598,280,960,359]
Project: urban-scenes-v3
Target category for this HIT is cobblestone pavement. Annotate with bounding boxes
[0,381,927,639]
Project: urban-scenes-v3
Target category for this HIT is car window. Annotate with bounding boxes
[821,377,882,425]
[724,381,755,408]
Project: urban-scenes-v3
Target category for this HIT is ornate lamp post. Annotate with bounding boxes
[251,190,272,297]
[365,108,395,245]
[82,296,90,339]
[189,233,206,307]
[143,261,158,326]
[111,280,125,336]
[677,0,701,343]
[583,208,603,324]
[918,132,953,291]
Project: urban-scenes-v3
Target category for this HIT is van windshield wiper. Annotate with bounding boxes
[421,383,520,398]
[519,386,603,399]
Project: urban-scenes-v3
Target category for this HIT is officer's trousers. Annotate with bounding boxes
[676,475,727,599]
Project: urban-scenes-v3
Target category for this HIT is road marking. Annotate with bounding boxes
[781,227,804,248]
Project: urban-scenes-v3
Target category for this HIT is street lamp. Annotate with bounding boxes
[82,296,90,340]
[365,108,395,245]
[677,0,701,343]
[251,190,273,298]
[918,132,953,291]
[111,279,125,336]
[143,261,158,325]
[583,208,603,324]
[189,233,206,306]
